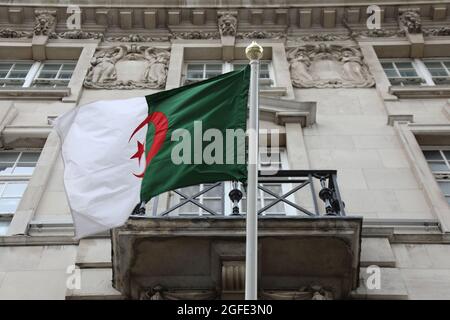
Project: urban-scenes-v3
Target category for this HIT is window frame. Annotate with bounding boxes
[0,149,41,235]
[381,58,450,87]
[0,60,76,89]
[183,60,275,86]
[422,146,450,205]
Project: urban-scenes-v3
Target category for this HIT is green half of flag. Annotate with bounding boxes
[140,65,250,202]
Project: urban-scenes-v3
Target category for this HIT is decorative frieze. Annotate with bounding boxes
[0,28,32,38]
[171,31,220,40]
[287,44,374,88]
[423,27,450,36]
[84,45,170,89]
[236,31,285,40]
[291,33,351,42]
[351,29,406,38]
[50,30,103,40]
[104,34,171,42]
[34,10,56,36]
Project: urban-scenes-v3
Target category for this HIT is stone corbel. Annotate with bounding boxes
[218,11,237,61]
[398,8,424,58]
[32,9,57,60]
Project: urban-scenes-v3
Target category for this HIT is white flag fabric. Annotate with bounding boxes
[55,97,149,239]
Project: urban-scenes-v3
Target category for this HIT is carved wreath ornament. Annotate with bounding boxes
[287,44,375,88]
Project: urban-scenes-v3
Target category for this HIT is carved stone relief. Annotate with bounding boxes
[50,30,103,40]
[399,10,422,34]
[84,45,170,89]
[105,34,171,42]
[0,28,33,38]
[218,12,237,37]
[423,27,450,36]
[261,286,334,300]
[34,10,56,36]
[171,31,220,40]
[236,31,285,40]
[350,29,406,38]
[291,33,351,42]
[287,44,374,88]
[140,285,217,300]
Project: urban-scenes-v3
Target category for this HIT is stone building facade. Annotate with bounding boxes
[0,0,450,299]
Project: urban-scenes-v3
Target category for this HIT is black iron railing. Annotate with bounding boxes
[132,170,345,217]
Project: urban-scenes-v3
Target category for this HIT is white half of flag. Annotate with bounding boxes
[55,97,149,239]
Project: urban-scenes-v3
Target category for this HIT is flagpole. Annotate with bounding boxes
[245,41,263,300]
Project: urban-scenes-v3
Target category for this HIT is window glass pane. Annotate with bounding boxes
[233,64,246,71]
[37,71,57,79]
[19,152,40,163]
[205,64,222,71]
[438,181,450,195]
[429,69,448,77]
[187,64,203,71]
[41,64,61,71]
[0,164,14,175]
[178,201,199,214]
[399,69,418,77]
[444,62,450,69]
[429,162,449,172]
[3,183,27,197]
[179,185,200,197]
[0,198,20,213]
[443,151,450,160]
[203,199,222,213]
[262,184,282,198]
[62,64,76,71]
[395,62,414,69]
[424,62,443,68]
[13,163,35,175]
[264,200,285,213]
[0,152,20,162]
[8,71,28,79]
[381,62,394,69]
[0,63,13,70]
[203,184,222,197]
[384,69,398,77]
[13,63,32,71]
[0,221,9,235]
[58,72,73,79]
[424,150,443,160]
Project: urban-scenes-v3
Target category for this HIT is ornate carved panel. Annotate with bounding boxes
[84,45,170,89]
[0,28,32,38]
[287,44,374,88]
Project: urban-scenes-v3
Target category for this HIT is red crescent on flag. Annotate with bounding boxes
[129,111,169,178]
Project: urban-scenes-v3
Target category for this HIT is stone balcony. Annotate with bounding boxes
[111,170,363,300]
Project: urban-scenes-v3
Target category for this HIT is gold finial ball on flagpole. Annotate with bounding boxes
[245,41,263,61]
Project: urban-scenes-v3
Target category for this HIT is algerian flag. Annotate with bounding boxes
[56,66,250,239]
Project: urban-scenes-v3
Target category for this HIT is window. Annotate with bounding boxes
[381,60,425,86]
[0,150,41,235]
[167,148,293,216]
[382,59,450,86]
[32,62,76,88]
[423,61,450,85]
[184,61,274,86]
[423,148,450,205]
[0,62,34,87]
[0,61,76,88]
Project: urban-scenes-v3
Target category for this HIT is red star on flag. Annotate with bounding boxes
[130,141,145,165]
